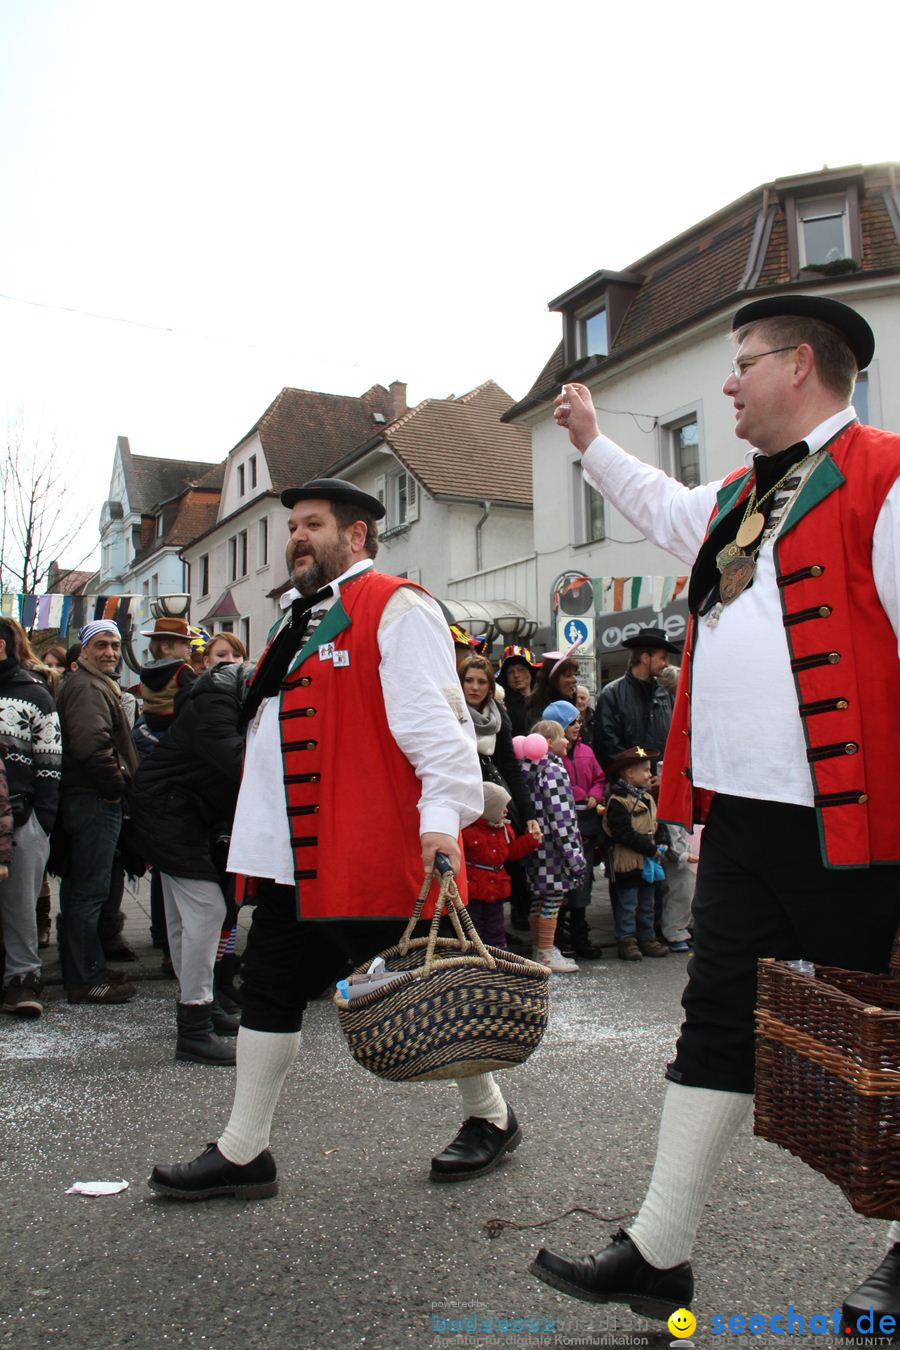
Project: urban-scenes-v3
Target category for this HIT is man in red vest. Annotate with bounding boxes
[531,295,900,1331]
[149,478,524,1199]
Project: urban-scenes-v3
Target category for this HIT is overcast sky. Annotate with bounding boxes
[1,0,897,579]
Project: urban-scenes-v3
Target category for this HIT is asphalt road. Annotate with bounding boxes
[0,883,891,1350]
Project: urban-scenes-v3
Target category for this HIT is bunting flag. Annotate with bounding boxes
[585,575,690,614]
[36,595,52,628]
[20,595,38,628]
[0,591,145,637]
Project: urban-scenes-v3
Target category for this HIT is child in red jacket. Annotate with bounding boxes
[463,782,539,949]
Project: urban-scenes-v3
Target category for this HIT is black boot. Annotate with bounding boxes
[570,907,602,959]
[211,998,240,1036]
[213,953,243,1014]
[555,904,573,955]
[175,1003,237,1065]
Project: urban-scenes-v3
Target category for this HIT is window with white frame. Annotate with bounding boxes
[376,469,419,531]
[668,415,701,488]
[797,194,851,268]
[249,454,257,489]
[198,553,210,596]
[257,516,268,567]
[571,460,605,545]
[237,464,245,497]
[228,531,248,581]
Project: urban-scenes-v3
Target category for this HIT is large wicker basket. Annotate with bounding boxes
[754,932,900,1219]
[334,864,550,1084]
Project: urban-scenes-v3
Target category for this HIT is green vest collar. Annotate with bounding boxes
[291,600,351,672]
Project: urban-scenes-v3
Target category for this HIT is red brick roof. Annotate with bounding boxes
[331,381,532,505]
[242,384,403,491]
[506,162,900,422]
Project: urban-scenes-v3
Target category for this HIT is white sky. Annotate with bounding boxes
[1,0,897,578]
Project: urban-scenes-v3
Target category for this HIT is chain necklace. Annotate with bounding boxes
[714,458,808,606]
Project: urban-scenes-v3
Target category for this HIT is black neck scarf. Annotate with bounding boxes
[240,585,333,728]
[688,441,810,617]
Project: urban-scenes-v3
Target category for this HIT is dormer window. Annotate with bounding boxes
[797,194,851,268]
[578,306,609,359]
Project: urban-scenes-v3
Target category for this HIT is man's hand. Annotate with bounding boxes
[421,832,461,876]
[0,864,8,883]
[554,383,600,454]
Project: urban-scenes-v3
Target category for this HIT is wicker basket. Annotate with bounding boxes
[334,866,550,1084]
[754,932,900,1219]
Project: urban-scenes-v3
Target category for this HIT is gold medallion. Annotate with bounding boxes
[715,541,742,571]
[735,511,765,550]
[719,554,756,604]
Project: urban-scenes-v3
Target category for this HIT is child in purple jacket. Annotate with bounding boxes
[543,699,606,958]
[521,720,587,974]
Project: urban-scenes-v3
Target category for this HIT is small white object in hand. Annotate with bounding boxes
[65,1179,130,1196]
[559,383,571,412]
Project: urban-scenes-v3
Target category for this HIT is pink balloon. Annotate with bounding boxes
[523,733,548,761]
[512,735,527,760]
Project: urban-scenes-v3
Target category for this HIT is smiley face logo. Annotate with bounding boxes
[667,1308,697,1339]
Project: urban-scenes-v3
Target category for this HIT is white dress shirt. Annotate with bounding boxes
[227,560,482,884]
[582,411,900,807]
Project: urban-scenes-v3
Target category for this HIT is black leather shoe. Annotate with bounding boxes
[843,1242,900,1341]
[530,1229,693,1321]
[148,1143,278,1200]
[429,1107,521,1182]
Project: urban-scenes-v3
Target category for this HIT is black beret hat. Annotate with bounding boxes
[280,476,386,519]
[732,294,874,371]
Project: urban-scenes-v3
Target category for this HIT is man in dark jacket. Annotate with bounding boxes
[593,628,681,776]
[0,618,61,1018]
[56,620,139,1004]
[129,660,247,1064]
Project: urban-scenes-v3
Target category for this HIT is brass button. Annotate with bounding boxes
[827,652,840,664]
[836,699,848,710]
[312,804,319,812]
[311,773,320,782]
[299,677,311,686]
[844,742,858,754]
[818,605,832,618]
[305,707,316,716]
[681,768,689,777]
[858,793,868,804]
[810,565,824,577]
[682,729,689,736]
[306,740,317,749]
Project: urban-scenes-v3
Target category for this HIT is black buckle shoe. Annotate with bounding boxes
[148,1143,278,1200]
[843,1242,900,1341]
[530,1229,693,1321]
[430,1107,521,1182]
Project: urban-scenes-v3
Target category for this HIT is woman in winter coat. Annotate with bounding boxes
[495,646,540,737]
[129,659,249,1065]
[459,655,540,843]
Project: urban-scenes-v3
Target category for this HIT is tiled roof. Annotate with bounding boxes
[125,451,219,514]
[376,382,532,504]
[47,566,96,595]
[243,385,402,491]
[507,162,900,422]
[132,490,222,567]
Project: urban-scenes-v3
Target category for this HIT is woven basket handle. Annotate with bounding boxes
[397,859,497,973]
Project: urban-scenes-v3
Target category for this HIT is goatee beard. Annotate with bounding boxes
[293,558,327,596]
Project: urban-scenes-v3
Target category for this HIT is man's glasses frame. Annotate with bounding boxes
[730,346,797,379]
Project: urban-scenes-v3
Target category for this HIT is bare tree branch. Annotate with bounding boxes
[2,414,93,598]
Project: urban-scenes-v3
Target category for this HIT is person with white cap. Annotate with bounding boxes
[534,295,900,1331]
[56,620,139,1004]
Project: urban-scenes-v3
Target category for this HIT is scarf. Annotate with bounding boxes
[469,698,502,756]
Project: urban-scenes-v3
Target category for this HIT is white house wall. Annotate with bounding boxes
[183,495,281,660]
[529,283,900,628]
[219,432,270,520]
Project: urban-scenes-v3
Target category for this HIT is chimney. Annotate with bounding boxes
[388,381,407,422]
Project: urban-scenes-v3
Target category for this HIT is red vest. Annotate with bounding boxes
[248,569,467,919]
[660,422,900,868]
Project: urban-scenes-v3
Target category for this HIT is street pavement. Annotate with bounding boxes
[0,877,890,1350]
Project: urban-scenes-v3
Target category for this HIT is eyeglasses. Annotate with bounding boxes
[730,346,796,379]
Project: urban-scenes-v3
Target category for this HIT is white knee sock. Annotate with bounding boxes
[889,1222,900,1246]
[217,1027,302,1164]
[456,1072,508,1129]
[628,1082,752,1269]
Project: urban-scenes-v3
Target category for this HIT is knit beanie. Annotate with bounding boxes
[481,781,511,825]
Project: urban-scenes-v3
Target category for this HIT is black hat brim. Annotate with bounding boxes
[280,477,386,519]
[732,294,874,371]
[620,631,682,654]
